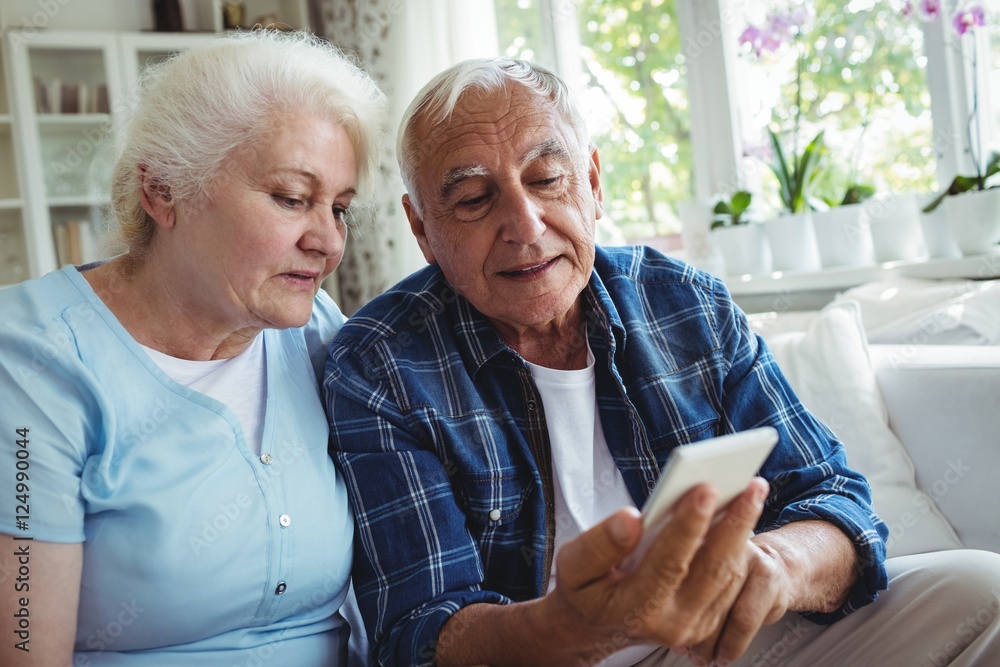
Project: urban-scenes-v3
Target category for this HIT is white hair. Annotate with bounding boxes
[396,57,590,214]
[110,29,388,261]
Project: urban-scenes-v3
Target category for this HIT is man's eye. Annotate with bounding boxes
[533,176,561,187]
[458,194,490,208]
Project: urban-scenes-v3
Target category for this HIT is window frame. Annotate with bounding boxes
[535,0,981,224]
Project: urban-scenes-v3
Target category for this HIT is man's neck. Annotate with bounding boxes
[496,311,590,370]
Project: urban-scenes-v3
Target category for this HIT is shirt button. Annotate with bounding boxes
[279,514,291,527]
[275,582,287,595]
[527,400,537,411]
[488,509,501,522]
[647,480,656,490]
[260,453,273,465]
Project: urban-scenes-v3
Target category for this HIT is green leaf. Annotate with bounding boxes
[768,127,794,212]
[731,190,752,216]
[791,131,826,213]
[983,153,1000,182]
[923,174,982,213]
[841,184,875,206]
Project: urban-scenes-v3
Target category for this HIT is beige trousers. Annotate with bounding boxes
[633,549,1000,667]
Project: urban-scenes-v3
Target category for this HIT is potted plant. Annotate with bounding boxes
[710,190,770,275]
[922,153,1000,255]
[763,127,824,271]
[920,6,1000,256]
[812,181,877,268]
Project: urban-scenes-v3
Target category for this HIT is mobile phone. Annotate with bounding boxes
[619,426,778,572]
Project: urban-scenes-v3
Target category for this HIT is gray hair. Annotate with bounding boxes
[396,57,590,214]
[110,29,388,261]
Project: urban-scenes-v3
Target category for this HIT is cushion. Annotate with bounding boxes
[761,299,964,558]
[834,277,1000,345]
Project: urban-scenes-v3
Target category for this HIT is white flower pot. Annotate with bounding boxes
[812,204,876,268]
[765,212,821,272]
[713,223,771,276]
[865,194,927,263]
[944,189,1000,256]
[918,193,961,259]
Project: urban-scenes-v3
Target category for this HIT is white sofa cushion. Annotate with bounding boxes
[835,277,1000,345]
[758,300,964,558]
[870,345,1000,552]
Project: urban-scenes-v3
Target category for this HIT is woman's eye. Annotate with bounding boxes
[274,195,306,209]
[333,206,349,223]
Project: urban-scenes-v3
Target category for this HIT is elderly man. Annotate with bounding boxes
[325,58,1000,667]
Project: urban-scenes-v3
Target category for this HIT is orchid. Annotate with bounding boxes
[739,3,825,214]
[919,2,995,212]
[953,4,986,34]
[918,0,943,21]
[738,5,811,58]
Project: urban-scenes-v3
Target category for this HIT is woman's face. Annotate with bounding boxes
[169,112,357,333]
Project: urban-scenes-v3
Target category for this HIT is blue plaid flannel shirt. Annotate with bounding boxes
[325,245,889,667]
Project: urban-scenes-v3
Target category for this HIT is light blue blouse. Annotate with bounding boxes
[0,265,353,665]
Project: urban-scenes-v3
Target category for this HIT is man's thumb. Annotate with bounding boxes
[555,507,642,589]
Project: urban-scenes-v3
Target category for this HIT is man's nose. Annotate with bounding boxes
[499,189,546,244]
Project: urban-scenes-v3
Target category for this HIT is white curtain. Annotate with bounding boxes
[317,0,500,314]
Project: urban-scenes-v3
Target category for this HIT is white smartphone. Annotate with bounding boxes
[619,426,779,572]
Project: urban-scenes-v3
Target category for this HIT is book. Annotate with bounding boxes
[61,81,79,114]
[52,219,93,266]
[46,78,61,116]
[95,84,110,114]
[33,77,49,113]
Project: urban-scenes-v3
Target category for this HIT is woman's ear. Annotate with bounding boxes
[138,166,176,228]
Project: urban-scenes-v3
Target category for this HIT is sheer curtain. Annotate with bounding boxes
[317,0,500,314]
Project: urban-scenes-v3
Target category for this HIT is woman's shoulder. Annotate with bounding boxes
[0,267,96,342]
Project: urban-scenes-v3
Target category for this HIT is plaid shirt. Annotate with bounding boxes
[325,245,888,667]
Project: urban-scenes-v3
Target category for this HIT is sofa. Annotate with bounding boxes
[747,277,1000,559]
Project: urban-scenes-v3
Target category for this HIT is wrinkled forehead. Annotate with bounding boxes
[415,84,583,175]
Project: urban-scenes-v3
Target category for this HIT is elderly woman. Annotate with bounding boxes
[0,30,386,665]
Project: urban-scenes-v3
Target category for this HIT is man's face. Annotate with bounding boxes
[404,85,604,340]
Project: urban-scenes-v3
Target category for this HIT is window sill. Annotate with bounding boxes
[722,250,1000,313]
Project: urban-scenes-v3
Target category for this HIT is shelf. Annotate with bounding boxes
[36,113,110,125]
[47,196,110,207]
[0,114,11,123]
[0,199,23,210]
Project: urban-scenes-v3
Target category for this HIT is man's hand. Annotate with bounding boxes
[435,479,857,667]
[546,478,771,665]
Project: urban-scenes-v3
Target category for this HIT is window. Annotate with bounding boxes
[732,0,936,213]
[495,0,991,248]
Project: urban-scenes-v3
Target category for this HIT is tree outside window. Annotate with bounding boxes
[734,0,936,216]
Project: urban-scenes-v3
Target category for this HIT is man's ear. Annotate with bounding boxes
[588,146,605,220]
[138,166,176,228]
[402,193,437,265]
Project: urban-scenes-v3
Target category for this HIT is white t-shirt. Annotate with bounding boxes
[142,333,267,455]
[526,345,656,667]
